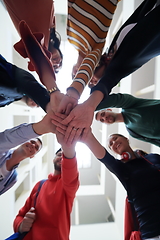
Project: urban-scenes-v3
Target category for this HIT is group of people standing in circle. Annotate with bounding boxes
[1,0,160,240]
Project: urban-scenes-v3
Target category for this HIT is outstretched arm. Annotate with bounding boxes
[19,21,66,113]
[81,128,106,160]
[32,111,66,135]
[55,123,79,197]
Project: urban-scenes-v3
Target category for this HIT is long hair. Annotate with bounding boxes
[48,28,63,72]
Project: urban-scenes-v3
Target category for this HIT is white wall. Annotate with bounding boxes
[70,222,122,240]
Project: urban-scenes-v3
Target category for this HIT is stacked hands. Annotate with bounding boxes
[50,90,95,144]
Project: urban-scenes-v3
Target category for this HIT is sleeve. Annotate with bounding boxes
[98,149,126,183]
[13,66,50,112]
[13,182,40,232]
[0,167,18,195]
[96,93,142,111]
[61,154,79,198]
[0,124,39,154]
[91,3,160,100]
[68,49,101,96]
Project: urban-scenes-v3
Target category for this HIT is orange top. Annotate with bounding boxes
[67,0,121,96]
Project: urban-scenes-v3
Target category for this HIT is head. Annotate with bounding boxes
[53,148,63,173]
[17,138,43,159]
[89,53,109,88]
[107,134,131,157]
[48,28,63,73]
[95,109,117,124]
[22,96,39,108]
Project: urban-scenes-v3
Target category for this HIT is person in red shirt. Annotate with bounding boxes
[13,130,79,240]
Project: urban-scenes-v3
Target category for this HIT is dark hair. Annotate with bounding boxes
[94,52,109,75]
[48,28,63,73]
[107,133,127,149]
[36,137,43,150]
[55,148,62,155]
[109,133,126,139]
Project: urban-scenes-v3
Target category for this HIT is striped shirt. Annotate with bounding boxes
[67,0,120,96]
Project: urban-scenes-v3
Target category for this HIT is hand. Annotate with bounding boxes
[19,207,36,233]
[55,129,76,159]
[57,88,79,115]
[57,94,78,115]
[51,112,68,135]
[55,101,95,143]
[50,91,65,113]
[33,111,66,135]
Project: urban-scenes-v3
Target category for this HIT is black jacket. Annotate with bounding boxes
[0,54,50,111]
[91,0,160,100]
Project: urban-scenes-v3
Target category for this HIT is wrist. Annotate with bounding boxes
[86,90,104,110]
[48,86,60,94]
[62,148,76,159]
[32,121,47,135]
[66,87,80,100]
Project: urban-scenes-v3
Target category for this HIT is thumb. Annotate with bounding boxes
[30,207,35,212]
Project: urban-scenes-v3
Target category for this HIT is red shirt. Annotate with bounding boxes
[13,155,79,240]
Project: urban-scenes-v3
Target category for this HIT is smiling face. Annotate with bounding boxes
[96,109,116,124]
[107,134,130,156]
[20,138,42,158]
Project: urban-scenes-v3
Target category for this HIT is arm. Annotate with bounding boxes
[82,129,124,176]
[13,182,39,233]
[56,49,101,115]
[19,20,66,113]
[69,49,101,97]
[0,112,56,155]
[55,130,79,197]
[13,65,50,112]
[96,93,140,111]
[18,207,36,233]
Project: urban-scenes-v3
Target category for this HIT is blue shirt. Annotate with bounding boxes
[0,123,39,195]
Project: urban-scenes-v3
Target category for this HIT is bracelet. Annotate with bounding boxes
[66,94,79,101]
[48,87,60,94]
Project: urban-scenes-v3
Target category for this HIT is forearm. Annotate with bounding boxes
[84,132,106,159]
[69,50,101,96]
[0,124,39,153]
[14,66,50,111]
[62,146,76,159]
[96,93,129,111]
[84,90,104,112]
[32,120,48,135]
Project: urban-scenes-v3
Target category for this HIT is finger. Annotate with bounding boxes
[67,127,81,144]
[51,113,66,122]
[65,103,74,115]
[64,125,75,142]
[71,128,83,143]
[29,207,35,212]
[56,126,66,135]
[61,113,75,125]
[25,212,35,220]
[52,119,67,130]
[80,128,90,141]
